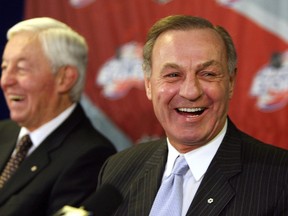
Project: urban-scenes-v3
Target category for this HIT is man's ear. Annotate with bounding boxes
[56,66,79,93]
[144,76,152,100]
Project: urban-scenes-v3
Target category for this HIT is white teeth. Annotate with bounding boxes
[178,107,204,112]
[9,95,24,101]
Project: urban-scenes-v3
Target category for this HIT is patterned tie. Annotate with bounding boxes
[149,156,189,216]
[0,135,32,188]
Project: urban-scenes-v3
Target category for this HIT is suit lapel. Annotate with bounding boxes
[187,120,242,216]
[0,104,85,204]
[128,140,168,216]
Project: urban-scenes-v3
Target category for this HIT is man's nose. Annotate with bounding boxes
[179,74,203,101]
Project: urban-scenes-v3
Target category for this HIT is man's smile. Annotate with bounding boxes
[176,107,207,116]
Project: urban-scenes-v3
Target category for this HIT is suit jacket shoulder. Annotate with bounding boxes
[0,120,21,171]
[100,139,167,188]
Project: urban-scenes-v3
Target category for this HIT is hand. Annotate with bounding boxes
[53,205,91,216]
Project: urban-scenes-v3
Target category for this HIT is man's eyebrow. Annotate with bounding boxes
[160,63,181,74]
[200,60,220,68]
[162,63,181,70]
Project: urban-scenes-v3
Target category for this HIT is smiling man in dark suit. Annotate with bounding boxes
[96,15,288,216]
[0,17,116,216]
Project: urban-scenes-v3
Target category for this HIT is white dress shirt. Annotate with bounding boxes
[164,120,227,216]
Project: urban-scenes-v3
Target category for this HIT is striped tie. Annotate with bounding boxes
[0,135,32,188]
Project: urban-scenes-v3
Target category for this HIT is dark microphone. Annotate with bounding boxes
[82,184,123,215]
[54,184,123,216]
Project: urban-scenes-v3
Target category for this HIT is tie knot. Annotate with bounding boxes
[16,135,32,153]
[172,156,189,176]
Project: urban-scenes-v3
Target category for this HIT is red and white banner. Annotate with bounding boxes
[24,0,288,150]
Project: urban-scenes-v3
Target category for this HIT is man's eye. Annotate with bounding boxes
[166,73,179,77]
[17,62,30,72]
[202,71,216,77]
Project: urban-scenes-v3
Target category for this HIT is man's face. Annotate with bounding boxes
[145,29,236,152]
[1,32,61,131]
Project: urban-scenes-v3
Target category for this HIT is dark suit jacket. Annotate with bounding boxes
[98,119,288,216]
[0,104,116,216]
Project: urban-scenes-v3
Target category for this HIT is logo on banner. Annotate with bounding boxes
[69,0,96,8]
[153,0,173,4]
[216,0,240,6]
[250,51,288,112]
[96,41,145,100]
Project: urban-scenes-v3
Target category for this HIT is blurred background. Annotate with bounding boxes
[1,0,288,150]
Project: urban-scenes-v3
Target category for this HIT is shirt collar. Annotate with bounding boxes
[18,103,76,148]
[166,119,227,181]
